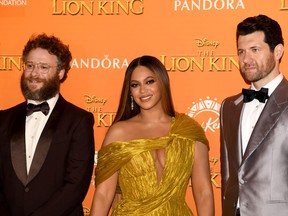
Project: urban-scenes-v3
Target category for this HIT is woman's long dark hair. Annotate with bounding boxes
[113,55,175,124]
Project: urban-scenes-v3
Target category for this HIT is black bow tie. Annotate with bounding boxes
[242,87,269,103]
[26,102,50,116]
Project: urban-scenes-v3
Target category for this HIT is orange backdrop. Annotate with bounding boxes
[1,1,288,215]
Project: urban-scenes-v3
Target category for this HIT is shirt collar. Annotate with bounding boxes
[251,73,283,96]
[27,94,59,114]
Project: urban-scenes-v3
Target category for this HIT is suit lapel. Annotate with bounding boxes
[10,104,28,185]
[232,95,244,166]
[242,79,288,162]
[27,111,59,183]
[27,96,65,184]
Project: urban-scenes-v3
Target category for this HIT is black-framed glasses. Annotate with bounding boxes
[23,61,58,74]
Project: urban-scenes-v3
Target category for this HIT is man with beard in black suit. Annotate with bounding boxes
[0,33,95,216]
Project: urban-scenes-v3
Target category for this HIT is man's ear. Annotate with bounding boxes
[58,69,65,81]
[274,44,284,61]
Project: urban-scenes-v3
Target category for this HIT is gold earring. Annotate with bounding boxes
[131,96,134,111]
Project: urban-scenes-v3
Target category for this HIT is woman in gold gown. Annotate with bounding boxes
[90,56,214,216]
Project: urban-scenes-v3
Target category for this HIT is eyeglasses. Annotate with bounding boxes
[23,62,58,74]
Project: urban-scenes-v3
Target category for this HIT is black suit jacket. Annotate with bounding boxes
[220,78,288,216]
[0,95,95,216]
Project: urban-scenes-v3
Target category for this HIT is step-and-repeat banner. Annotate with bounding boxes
[1,1,288,215]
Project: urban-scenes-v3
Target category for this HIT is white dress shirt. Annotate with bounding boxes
[25,94,59,174]
[241,73,283,155]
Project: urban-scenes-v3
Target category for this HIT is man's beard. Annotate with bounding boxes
[240,53,276,84]
[21,73,60,101]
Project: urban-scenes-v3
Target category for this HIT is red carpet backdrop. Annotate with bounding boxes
[1,0,288,215]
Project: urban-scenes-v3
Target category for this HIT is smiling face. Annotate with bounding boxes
[237,31,282,88]
[130,65,162,112]
[21,48,65,102]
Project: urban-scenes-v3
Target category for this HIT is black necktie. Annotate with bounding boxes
[26,102,50,116]
[242,87,269,103]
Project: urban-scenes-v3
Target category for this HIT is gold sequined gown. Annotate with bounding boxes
[95,113,208,215]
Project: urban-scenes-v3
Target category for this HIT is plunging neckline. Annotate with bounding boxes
[150,147,167,186]
[130,117,175,186]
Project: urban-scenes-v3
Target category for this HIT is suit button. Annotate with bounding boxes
[25,187,29,192]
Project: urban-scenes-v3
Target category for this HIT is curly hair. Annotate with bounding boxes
[22,33,72,82]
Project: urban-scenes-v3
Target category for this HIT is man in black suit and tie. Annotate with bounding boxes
[0,33,95,216]
[220,14,288,216]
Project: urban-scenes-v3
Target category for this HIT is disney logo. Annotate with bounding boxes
[195,38,220,48]
[84,95,107,105]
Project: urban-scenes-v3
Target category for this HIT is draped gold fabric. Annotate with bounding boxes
[95,113,209,215]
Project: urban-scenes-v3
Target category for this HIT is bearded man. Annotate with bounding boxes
[0,33,95,216]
